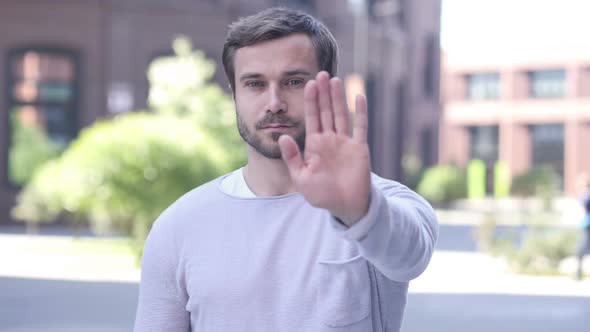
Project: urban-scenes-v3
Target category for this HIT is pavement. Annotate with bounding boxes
[1,224,590,331]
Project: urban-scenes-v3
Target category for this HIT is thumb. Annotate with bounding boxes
[278,135,304,178]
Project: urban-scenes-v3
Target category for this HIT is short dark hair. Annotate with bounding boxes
[222,7,338,92]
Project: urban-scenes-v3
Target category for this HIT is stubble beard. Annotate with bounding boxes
[236,112,306,160]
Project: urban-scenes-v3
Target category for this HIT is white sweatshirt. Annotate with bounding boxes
[134,172,438,331]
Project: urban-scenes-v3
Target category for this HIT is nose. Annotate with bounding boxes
[267,85,286,114]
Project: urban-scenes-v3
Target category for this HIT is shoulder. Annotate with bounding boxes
[370,172,410,193]
[370,172,434,208]
[150,173,229,232]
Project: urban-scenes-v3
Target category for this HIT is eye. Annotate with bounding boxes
[286,78,304,87]
[245,81,264,88]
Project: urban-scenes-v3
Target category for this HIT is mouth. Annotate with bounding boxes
[261,124,293,130]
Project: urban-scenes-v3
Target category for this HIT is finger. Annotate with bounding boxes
[278,135,304,178]
[329,77,350,136]
[353,94,368,144]
[317,71,334,132]
[304,80,320,134]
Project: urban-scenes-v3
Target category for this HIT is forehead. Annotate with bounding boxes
[234,33,318,77]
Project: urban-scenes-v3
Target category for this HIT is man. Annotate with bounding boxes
[134,7,438,332]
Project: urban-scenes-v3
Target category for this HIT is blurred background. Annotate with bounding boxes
[0,0,589,331]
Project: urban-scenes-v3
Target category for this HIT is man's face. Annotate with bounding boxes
[233,33,319,159]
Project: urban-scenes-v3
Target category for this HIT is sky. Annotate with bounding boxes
[441,0,590,55]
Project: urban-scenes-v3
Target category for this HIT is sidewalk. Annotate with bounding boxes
[0,233,140,283]
[2,232,590,298]
[410,250,590,297]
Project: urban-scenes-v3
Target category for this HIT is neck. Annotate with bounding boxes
[243,147,296,197]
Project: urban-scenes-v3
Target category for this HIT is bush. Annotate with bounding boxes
[417,165,467,206]
[511,166,559,197]
[477,220,579,275]
[12,114,237,244]
[511,166,560,211]
[8,110,62,186]
[12,36,246,259]
[509,228,578,275]
[467,159,486,199]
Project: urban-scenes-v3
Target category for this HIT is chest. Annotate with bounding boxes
[179,208,373,329]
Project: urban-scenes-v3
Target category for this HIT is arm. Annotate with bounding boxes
[134,210,190,332]
[278,72,437,282]
[329,175,439,282]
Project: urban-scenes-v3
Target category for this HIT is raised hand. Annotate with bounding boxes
[278,71,371,227]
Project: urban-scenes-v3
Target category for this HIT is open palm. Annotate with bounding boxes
[278,71,371,226]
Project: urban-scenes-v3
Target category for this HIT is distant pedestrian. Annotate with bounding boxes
[576,177,590,280]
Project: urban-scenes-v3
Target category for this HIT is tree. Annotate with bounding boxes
[12,36,246,256]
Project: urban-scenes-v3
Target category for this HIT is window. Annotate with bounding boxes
[6,48,79,186]
[529,69,565,98]
[421,127,434,167]
[466,73,500,100]
[530,124,564,185]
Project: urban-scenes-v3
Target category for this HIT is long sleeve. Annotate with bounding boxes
[134,209,190,332]
[329,174,439,282]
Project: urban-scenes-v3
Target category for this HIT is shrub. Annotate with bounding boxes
[8,110,62,186]
[511,166,560,197]
[467,159,486,199]
[12,36,246,259]
[417,164,467,206]
[477,220,579,275]
[511,166,560,211]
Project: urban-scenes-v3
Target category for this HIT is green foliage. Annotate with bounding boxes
[494,160,510,198]
[12,36,246,259]
[477,220,579,275]
[511,166,559,197]
[508,228,578,275]
[467,159,486,199]
[511,166,560,211]
[417,164,467,205]
[475,214,518,256]
[401,152,423,191]
[13,113,234,234]
[147,36,244,165]
[8,110,62,185]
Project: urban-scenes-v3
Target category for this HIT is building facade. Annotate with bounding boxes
[440,49,590,195]
[0,0,441,222]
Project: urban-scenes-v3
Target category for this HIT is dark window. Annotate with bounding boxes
[6,48,79,186]
[423,34,438,98]
[421,127,433,167]
[467,73,500,100]
[530,124,564,185]
[529,69,566,98]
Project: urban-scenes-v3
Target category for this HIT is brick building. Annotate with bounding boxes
[440,49,590,195]
[0,0,441,222]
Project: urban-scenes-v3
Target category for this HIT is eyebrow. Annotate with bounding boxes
[238,69,313,82]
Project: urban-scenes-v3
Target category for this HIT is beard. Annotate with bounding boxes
[237,112,306,159]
